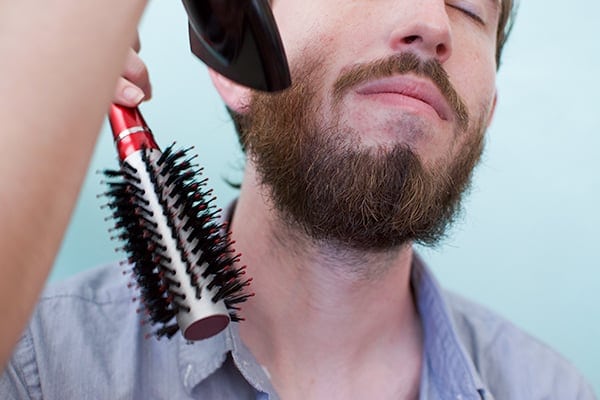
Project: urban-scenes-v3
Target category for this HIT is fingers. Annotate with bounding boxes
[114,77,145,106]
[113,47,152,107]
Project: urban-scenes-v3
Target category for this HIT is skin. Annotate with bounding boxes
[0,0,148,368]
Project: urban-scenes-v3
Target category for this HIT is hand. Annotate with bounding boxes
[113,35,152,107]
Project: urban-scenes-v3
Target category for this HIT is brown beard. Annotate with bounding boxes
[237,53,486,251]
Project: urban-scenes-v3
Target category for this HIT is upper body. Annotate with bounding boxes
[1,254,594,400]
[203,0,512,398]
[2,0,595,399]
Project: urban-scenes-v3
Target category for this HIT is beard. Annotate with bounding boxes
[235,53,486,251]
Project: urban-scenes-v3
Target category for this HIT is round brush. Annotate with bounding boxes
[100,104,252,340]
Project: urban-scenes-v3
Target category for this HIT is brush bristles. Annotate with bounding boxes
[100,144,252,339]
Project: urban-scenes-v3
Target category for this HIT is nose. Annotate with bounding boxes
[387,2,453,64]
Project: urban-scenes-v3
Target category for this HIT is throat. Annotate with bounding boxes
[237,240,423,399]
[231,168,423,399]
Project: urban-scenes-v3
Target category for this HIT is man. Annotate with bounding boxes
[1,0,596,399]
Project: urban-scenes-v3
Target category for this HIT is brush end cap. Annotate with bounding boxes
[183,315,230,341]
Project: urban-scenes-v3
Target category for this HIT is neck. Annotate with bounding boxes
[230,165,423,400]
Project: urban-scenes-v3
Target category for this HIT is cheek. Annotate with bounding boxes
[451,31,498,105]
[450,54,496,120]
[271,1,336,59]
[272,0,369,68]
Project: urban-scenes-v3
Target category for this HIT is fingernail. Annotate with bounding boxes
[123,86,144,104]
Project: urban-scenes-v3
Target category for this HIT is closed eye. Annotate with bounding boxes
[448,4,486,26]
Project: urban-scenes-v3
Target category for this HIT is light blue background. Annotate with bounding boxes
[50,0,599,394]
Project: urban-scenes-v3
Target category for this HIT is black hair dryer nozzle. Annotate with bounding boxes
[182,0,291,92]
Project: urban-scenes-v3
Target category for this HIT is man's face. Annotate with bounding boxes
[270,0,499,165]
[237,0,501,250]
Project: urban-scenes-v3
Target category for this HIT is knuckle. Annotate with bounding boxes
[124,52,148,82]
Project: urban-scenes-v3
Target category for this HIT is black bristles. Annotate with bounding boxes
[101,143,251,339]
[155,323,179,339]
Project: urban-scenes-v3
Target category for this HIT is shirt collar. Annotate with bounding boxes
[177,322,278,397]
[412,254,492,400]
[177,324,232,394]
[177,199,277,397]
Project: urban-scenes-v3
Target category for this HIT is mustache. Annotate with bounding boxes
[332,53,469,131]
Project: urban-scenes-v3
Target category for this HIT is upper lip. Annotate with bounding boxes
[354,76,453,121]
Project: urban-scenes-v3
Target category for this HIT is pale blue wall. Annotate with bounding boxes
[50,0,600,393]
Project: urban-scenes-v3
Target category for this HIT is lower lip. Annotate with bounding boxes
[357,92,443,120]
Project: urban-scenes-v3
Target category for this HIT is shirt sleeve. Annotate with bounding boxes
[0,327,41,400]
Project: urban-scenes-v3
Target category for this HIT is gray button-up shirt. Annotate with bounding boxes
[1,255,595,399]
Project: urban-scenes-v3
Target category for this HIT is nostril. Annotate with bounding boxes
[403,35,420,45]
[393,29,451,62]
[435,43,447,57]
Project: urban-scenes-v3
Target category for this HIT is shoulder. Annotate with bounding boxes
[34,262,139,337]
[1,264,180,399]
[444,291,596,399]
[42,261,132,303]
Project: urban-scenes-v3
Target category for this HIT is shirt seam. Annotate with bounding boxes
[13,325,41,400]
[413,256,486,398]
[39,293,132,306]
[435,290,486,396]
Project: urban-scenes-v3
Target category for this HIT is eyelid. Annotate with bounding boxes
[448,1,486,25]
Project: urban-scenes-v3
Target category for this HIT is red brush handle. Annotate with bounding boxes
[108,104,159,161]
